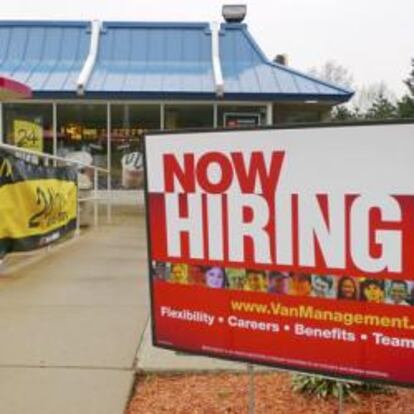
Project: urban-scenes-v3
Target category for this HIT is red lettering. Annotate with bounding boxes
[163,154,195,192]
[196,152,234,193]
[232,151,285,195]
[163,151,285,195]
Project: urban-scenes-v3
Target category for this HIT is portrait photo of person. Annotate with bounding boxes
[360,278,385,303]
[204,266,227,289]
[188,264,205,286]
[151,261,169,281]
[244,269,267,292]
[409,286,414,306]
[267,271,289,294]
[311,275,336,298]
[289,272,312,297]
[385,280,411,306]
[337,276,358,300]
[226,268,246,290]
[169,263,189,285]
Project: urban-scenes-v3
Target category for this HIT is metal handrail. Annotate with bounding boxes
[0,142,108,172]
[0,142,112,272]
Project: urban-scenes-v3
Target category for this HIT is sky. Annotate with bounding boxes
[1,0,413,100]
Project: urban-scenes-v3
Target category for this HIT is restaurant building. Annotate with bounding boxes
[0,9,353,189]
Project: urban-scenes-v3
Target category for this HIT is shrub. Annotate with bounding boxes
[291,374,391,401]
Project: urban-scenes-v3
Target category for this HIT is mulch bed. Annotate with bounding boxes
[126,372,414,414]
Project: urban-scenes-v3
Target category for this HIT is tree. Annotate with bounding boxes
[331,105,358,121]
[308,60,353,89]
[397,59,414,118]
[397,95,414,118]
[352,82,395,115]
[308,61,357,121]
[404,58,414,96]
[365,94,397,120]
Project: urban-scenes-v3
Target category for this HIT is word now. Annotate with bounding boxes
[163,151,285,194]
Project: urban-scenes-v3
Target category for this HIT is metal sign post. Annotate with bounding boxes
[338,381,344,414]
[247,363,255,414]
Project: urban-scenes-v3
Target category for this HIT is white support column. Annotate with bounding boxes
[213,103,218,128]
[0,103,3,143]
[160,103,165,130]
[266,102,273,126]
[52,102,57,165]
[210,22,224,97]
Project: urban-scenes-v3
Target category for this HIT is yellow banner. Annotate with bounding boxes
[13,119,44,153]
[0,179,77,239]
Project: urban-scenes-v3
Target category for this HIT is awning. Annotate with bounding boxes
[0,76,32,101]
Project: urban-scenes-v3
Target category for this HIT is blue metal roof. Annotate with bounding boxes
[87,22,215,96]
[0,20,353,102]
[0,21,90,93]
[219,24,352,101]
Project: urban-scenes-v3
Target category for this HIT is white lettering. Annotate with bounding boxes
[165,193,203,259]
[228,194,271,264]
[207,194,224,260]
[351,195,402,272]
[298,194,345,268]
[275,192,293,265]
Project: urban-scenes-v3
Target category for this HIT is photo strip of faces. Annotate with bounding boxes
[151,261,414,306]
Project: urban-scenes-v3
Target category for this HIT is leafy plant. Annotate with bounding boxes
[291,374,391,401]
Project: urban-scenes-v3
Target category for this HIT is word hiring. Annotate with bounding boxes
[162,151,402,273]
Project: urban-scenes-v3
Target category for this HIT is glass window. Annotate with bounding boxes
[165,105,213,130]
[111,104,160,190]
[274,105,323,124]
[57,104,107,188]
[3,103,53,154]
[218,105,267,128]
[282,111,322,123]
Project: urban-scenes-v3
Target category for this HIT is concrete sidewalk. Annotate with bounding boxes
[137,318,247,373]
[0,204,256,414]
[0,205,149,414]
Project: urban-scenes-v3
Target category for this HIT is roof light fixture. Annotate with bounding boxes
[222,5,247,24]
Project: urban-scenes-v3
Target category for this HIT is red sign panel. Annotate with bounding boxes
[144,123,414,386]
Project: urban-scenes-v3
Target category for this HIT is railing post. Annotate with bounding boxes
[107,102,112,224]
[75,187,81,237]
[94,169,99,227]
[0,102,4,143]
[52,102,57,166]
[107,174,112,224]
